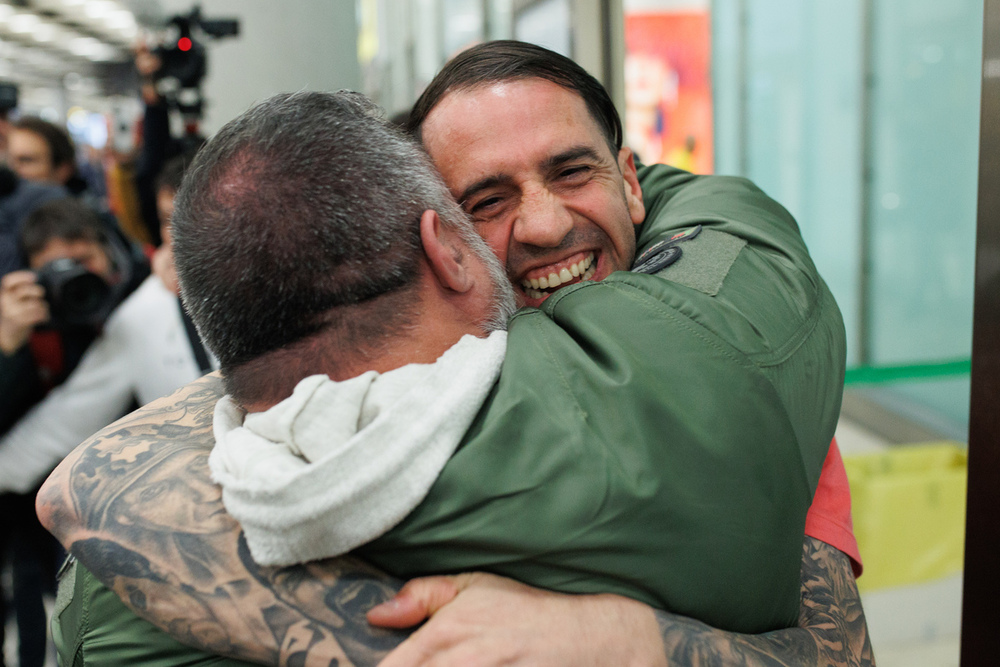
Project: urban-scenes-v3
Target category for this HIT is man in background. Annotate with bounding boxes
[7,118,78,188]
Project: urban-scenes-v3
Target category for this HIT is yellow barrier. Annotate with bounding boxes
[843,442,967,592]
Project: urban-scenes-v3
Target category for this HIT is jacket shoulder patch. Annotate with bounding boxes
[650,228,746,296]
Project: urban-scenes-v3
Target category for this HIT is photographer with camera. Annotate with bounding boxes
[1,199,120,427]
[0,153,211,496]
[0,197,146,667]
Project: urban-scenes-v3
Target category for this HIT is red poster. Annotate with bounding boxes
[624,11,713,174]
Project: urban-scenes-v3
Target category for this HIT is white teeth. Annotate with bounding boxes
[522,252,598,295]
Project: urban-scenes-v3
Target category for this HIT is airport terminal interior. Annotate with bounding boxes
[0,0,993,665]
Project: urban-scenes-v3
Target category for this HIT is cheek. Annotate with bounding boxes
[588,195,637,264]
[474,222,510,265]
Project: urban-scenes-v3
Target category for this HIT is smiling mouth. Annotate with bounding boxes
[520,252,596,300]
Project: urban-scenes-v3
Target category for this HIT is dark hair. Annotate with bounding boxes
[20,198,107,261]
[173,90,475,400]
[12,117,76,169]
[407,40,623,153]
[155,147,202,194]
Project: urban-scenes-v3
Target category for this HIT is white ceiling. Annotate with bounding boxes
[0,0,164,92]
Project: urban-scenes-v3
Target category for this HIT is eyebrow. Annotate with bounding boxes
[458,174,515,208]
[540,146,605,173]
[457,145,607,206]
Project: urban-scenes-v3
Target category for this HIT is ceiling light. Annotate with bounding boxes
[84,1,116,19]
[90,45,121,62]
[106,9,134,30]
[10,13,41,33]
[33,23,58,42]
[69,36,101,57]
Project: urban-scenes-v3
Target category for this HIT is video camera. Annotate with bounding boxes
[152,5,239,118]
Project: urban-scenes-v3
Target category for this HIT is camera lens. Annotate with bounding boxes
[35,258,111,328]
[58,272,110,323]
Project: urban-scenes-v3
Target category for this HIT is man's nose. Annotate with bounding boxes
[512,188,574,248]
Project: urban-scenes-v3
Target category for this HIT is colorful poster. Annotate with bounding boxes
[624,11,713,173]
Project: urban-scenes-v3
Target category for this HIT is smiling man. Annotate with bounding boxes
[418,80,643,307]
[39,43,869,667]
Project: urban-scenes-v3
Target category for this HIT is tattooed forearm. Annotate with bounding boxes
[655,537,874,666]
[39,375,875,667]
[37,373,408,667]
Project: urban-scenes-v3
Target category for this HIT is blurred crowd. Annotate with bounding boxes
[0,47,214,667]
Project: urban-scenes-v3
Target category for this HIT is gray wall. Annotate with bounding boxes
[160,0,360,134]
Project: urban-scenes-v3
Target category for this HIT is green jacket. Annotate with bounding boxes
[53,165,845,664]
[359,165,844,632]
[53,558,252,667]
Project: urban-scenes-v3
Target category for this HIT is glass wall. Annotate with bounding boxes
[712,0,981,437]
[360,0,611,116]
[363,0,980,436]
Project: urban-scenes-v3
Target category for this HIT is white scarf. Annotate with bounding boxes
[209,331,507,566]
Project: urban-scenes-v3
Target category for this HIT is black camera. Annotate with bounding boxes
[35,258,112,328]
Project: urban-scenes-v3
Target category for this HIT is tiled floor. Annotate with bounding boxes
[865,575,961,667]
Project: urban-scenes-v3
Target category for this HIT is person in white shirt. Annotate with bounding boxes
[0,154,214,493]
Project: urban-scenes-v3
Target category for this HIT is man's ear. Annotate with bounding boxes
[420,209,473,293]
[618,147,645,226]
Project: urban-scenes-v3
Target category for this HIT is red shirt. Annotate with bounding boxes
[805,438,863,577]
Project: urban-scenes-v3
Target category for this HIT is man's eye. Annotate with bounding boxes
[469,195,504,216]
[557,165,592,182]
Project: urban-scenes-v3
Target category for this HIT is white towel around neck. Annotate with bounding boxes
[209,330,507,566]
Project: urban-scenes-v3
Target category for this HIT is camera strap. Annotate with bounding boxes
[178,298,212,374]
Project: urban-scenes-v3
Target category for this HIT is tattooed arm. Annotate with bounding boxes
[38,373,872,667]
[367,537,873,667]
[653,537,874,666]
[37,373,407,666]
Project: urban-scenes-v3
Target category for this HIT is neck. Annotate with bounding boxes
[235,275,488,413]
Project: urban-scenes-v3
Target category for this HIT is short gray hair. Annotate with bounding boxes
[173,90,490,375]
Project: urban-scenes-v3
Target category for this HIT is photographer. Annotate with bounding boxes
[0,153,211,494]
[0,197,146,667]
[0,198,146,428]
[2,201,108,423]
